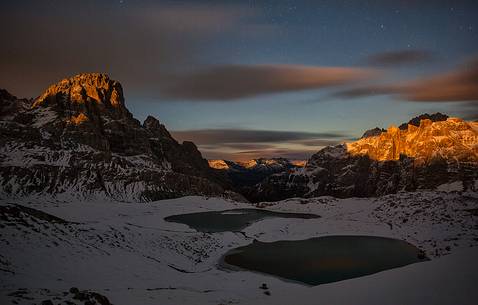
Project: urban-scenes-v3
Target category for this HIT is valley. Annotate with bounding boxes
[1,191,477,304]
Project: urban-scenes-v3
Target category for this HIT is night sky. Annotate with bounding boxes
[1,0,477,160]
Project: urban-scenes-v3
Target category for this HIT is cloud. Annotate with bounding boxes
[292,139,345,147]
[201,148,320,161]
[1,2,374,101]
[171,128,346,161]
[366,50,434,66]
[171,128,347,144]
[232,149,320,161]
[399,59,478,102]
[159,65,376,100]
[333,85,397,99]
[0,2,258,97]
[208,143,277,150]
[335,57,478,102]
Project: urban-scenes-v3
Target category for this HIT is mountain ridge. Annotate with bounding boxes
[246,116,478,202]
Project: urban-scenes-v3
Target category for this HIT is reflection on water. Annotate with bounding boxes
[164,208,320,233]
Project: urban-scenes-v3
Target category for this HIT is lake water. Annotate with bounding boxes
[164,208,320,233]
[221,235,428,286]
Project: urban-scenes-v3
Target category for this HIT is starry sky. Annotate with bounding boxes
[1,0,477,160]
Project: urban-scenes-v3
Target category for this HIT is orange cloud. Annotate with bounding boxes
[399,60,478,102]
[336,57,478,102]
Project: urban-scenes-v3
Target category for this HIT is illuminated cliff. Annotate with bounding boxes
[346,118,478,163]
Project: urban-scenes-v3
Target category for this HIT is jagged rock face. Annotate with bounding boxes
[348,118,478,163]
[0,74,239,202]
[248,117,478,202]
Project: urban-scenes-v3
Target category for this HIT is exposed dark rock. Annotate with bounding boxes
[398,112,448,130]
[69,287,80,294]
[361,127,386,138]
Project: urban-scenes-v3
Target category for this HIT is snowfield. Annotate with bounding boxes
[1,191,477,305]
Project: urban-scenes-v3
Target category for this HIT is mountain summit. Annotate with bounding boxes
[0,73,238,201]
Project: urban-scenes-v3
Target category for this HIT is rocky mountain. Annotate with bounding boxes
[0,73,239,202]
[208,158,303,188]
[247,115,478,202]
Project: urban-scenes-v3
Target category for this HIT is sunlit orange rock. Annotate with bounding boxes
[32,73,129,119]
[346,118,478,164]
[68,113,89,125]
[208,160,231,170]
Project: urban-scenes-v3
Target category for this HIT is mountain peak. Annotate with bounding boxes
[143,115,173,139]
[0,88,17,101]
[32,73,129,118]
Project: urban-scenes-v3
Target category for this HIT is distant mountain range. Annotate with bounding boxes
[208,158,304,192]
[0,73,240,202]
[1,73,476,203]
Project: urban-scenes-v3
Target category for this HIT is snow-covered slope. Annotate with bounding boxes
[1,191,477,305]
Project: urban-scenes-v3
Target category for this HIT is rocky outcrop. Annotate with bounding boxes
[398,112,448,130]
[0,73,240,202]
[248,116,478,202]
[361,127,385,138]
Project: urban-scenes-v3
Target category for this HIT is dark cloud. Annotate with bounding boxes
[292,139,344,147]
[367,50,434,66]
[171,128,346,161]
[0,2,375,101]
[333,86,396,99]
[233,149,319,161]
[201,148,319,162]
[0,2,257,97]
[215,143,277,150]
[171,128,347,145]
[159,65,376,100]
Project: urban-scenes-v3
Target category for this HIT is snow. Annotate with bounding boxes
[31,108,58,127]
[436,181,465,192]
[1,191,477,305]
